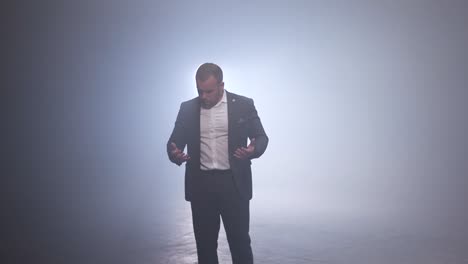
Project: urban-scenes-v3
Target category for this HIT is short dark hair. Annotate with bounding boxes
[195,63,223,84]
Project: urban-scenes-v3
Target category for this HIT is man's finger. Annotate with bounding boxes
[243,147,254,153]
[175,152,186,160]
[234,149,243,156]
[240,148,252,157]
[234,149,247,159]
[234,149,241,156]
[170,142,178,150]
[171,148,181,156]
[175,152,191,163]
[235,147,253,159]
[238,148,248,156]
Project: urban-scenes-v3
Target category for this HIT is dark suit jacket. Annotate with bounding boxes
[167,91,268,201]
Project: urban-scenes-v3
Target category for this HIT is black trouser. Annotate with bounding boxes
[190,169,253,264]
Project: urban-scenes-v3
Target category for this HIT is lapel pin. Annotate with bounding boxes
[232,99,236,102]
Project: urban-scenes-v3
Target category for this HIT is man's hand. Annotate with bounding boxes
[169,142,190,165]
[234,138,255,160]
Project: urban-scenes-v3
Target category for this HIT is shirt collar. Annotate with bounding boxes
[221,89,227,103]
[213,89,227,108]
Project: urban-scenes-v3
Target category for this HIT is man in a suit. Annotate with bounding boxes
[167,63,268,264]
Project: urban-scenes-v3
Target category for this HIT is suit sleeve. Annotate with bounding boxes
[167,103,188,165]
[246,98,269,159]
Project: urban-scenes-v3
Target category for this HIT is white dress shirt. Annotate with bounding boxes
[200,90,230,170]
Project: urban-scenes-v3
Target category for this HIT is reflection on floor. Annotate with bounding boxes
[116,202,468,264]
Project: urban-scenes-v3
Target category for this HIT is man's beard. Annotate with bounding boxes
[201,89,222,109]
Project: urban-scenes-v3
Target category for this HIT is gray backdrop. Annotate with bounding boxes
[6,1,468,263]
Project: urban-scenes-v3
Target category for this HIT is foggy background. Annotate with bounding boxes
[5,0,468,263]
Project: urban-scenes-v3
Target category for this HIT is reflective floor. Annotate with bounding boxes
[114,202,468,264]
[9,198,468,264]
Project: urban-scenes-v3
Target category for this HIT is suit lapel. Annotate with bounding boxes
[226,90,235,156]
[227,91,234,123]
[194,98,201,167]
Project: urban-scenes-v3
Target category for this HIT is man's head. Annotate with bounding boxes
[196,63,224,109]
